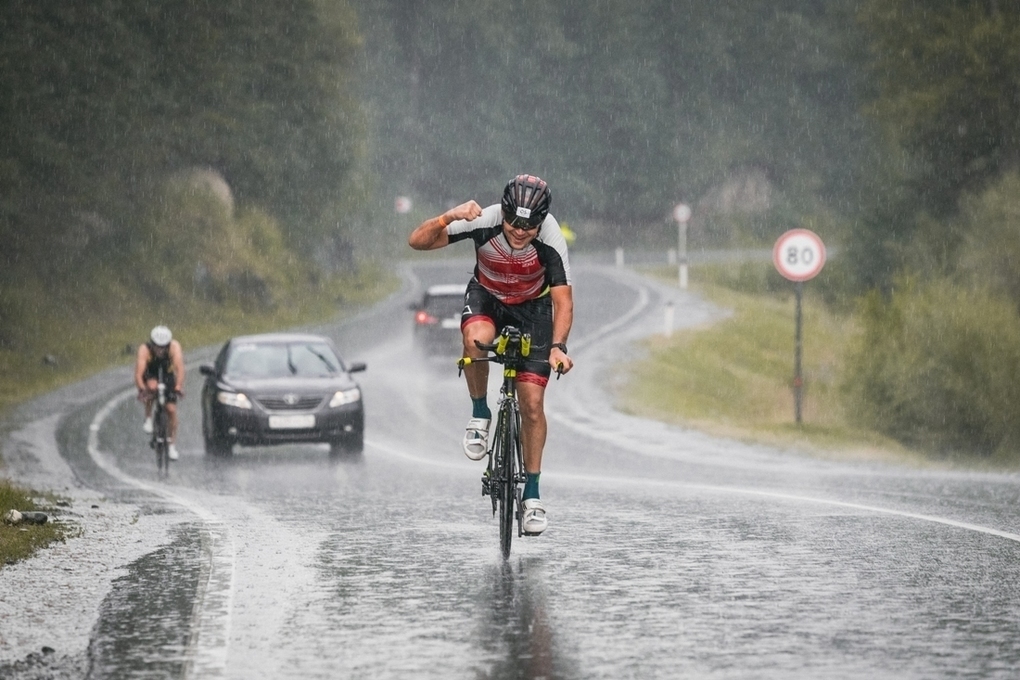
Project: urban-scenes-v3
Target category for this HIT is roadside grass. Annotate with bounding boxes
[0,480,81,566]
[618,263,929,466]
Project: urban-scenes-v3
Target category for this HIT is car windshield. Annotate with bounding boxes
[225,342,341,379]
[425,295,464,318]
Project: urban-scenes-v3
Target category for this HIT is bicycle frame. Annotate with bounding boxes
[151,365,170,475]
[458,326,530,558]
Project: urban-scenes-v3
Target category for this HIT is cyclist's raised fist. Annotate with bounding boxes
[445,200,483,223]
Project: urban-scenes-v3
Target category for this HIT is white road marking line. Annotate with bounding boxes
[88,388,235,679]
[552,464,1020,545]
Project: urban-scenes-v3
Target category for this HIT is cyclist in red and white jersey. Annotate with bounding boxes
[409,174,573,535]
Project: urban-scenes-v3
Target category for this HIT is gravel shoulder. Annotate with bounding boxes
[0,367,185,676]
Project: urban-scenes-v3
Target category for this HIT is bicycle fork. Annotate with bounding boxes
[481,389,513,510]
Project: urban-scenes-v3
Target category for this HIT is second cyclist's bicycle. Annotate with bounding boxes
[458,325,535,559]
[150,365,172,475]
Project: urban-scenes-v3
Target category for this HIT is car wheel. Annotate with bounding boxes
[204,432,232,457]
[329,431,364,457]
[201,399,233,456]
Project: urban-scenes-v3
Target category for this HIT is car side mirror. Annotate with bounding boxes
[199,364,215,377]
[347,361,367,373]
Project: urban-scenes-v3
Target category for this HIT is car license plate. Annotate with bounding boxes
[441,318,460,329]
[268,414,315,429]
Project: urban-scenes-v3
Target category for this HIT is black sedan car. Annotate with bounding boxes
[199,333,366,457]
[411,283,467,355]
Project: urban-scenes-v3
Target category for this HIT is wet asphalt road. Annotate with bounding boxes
[46,258,1020,678]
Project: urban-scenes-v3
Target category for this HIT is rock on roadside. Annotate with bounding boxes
[3,509,48,525]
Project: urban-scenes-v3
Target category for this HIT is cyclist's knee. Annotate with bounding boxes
[517,385,545,421]
[462,319,495,354]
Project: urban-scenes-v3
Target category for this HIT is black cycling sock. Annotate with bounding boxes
[472,396,491,420]
[523,472,540,500]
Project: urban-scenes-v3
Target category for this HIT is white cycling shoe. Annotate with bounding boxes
[142,417,153,434]
[522,498,548,535]
[168,444,180,461]
[463,418,490,461]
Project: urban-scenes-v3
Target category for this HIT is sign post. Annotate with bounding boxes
[673,203,692,289]
[772,229,826,424]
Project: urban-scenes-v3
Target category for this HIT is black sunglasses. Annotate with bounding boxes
[504,213,540,231]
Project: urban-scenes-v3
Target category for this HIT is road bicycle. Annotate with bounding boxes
[459,325,554,559]
[150,365,171,476]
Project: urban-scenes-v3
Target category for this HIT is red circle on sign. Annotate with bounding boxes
[773,229,826,282]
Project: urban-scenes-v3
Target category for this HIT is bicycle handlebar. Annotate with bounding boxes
[457,326,565,380]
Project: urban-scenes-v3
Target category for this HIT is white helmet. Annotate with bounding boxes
[149,325,173,347]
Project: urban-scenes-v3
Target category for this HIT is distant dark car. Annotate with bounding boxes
[411,283,467,355]
[199,333,366,457]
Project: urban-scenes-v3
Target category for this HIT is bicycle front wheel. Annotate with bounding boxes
[153,408,169,474]
[497,401,521,559]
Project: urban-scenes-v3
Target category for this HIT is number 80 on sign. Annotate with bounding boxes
[773,229,826,282]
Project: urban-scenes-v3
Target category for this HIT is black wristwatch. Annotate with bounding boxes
[551,342,568,354]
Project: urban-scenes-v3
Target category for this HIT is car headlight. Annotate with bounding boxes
[217,391,253,409]
[329,387,361,407]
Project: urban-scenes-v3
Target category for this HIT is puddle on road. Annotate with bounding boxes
[86,524,203,679]
[479,559,581,680]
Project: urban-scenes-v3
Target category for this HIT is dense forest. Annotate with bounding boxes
[3,0,1020,455]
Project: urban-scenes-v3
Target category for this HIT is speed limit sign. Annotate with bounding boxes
[773,229,826,282]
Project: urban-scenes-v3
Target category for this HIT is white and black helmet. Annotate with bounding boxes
[501,174,551,228]
[149,325,173,347]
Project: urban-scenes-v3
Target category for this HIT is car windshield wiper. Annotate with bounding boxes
[306,346,337,374]
[286,345,298,375]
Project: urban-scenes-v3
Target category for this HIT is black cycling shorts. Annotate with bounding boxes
[461,278,554,379]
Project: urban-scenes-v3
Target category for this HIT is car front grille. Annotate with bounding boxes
[256,395,324,411]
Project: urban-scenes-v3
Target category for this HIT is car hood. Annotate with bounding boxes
[220,375,358,394]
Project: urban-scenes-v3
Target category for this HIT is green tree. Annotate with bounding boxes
[845,1,1020,293]
[0,0,363,275]
[859,0,1020,215]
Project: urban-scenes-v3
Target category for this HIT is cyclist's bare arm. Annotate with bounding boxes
[134,345,151,392]
[550,284,574,374]
[408,200,484,250]
[170,340,186,396]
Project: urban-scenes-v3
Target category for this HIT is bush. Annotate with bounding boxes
[135,171,312,310]
[957,171,1020,310]
[842,276,1020,457]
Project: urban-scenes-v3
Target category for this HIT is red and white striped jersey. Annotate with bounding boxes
[446,204,572,305]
